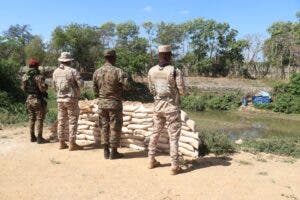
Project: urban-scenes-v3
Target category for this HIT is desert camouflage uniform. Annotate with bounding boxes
[148,65,186,168]
[22,69,48,139]
[53,64,81,142]
[93,63,129,148]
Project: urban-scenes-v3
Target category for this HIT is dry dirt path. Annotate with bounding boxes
[0,127,299,200]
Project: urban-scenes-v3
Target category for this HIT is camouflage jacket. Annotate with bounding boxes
[93,63,130,109]
[148,65,186,105]
[22,69,48,98]
[52,64,82,103]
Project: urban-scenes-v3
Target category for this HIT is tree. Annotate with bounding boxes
[24,36,45,63]
[99,22,116,48]
[116,21,139,47]
[51,23,103,72]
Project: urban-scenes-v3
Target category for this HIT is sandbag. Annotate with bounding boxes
[157,142,170,150]
[186,119,196,131]
[131,113,148,119]
[181,125,192,131]
[123,116,132,122]
[131,118,153,124]
[78,125,89,130]
[121,143,145,151]
[179,141,194,152]
[78,120,96,126]
[123,121,131,126]
[133,130,152,137]
[76,140,95,146]
[179,135,199,149]
[179,147,198,158]
[127,124,152,130]
[121,138,144,147]
[122,127,133,134]
[77,129,94,135]
[76,134,86,140]
[181,130,199,140]
[135,105,154,113]
[181,110,188,122]
[121,134,145,141]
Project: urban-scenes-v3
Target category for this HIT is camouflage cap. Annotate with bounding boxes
[58,52,74,62]
[158,45,172,53]
[104,49,116,57]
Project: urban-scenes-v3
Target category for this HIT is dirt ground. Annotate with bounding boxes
[0,126,299,200]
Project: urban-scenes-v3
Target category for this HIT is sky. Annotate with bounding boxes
[0,0,299,41]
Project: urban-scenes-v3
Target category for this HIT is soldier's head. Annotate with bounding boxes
[158,45,172,63]
[58,52,74,66]
[28,59,40,68]
[104,49,116,65]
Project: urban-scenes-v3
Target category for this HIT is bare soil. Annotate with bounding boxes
[0,126,299,200]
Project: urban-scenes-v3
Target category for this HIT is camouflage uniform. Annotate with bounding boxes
[52,63,81,143]
[93,63,129,148]
[148,62,186,169]
[22,68,48,141]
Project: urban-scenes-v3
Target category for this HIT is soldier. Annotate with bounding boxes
[22,59,49,144]
[52,52,83,151]
[147,45,186,175]
[93,49,130,159]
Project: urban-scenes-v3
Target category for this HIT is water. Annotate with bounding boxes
[188,111,300,139]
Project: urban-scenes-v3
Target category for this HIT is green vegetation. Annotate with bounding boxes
[181,92,242,111]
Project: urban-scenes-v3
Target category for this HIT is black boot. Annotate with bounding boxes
[104,144,110,159]
[110,148,124,160]
[37,134,49,144]
[30,132,37,142]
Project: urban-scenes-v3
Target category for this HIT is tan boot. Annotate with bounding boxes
[148,159,161,169]
[69,140,83,151]
[59,140,68,150]
[170,166,183,175]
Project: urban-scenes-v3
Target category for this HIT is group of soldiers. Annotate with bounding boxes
[22,45,186,175]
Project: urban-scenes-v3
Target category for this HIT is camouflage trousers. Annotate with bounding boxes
[26,96,46,136]
[57,101,79,142]
[99,107,123,148]
[148,100,181,168]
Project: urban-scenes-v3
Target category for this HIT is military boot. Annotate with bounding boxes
[109,148,124,159]
[30,132,37,142]
[37,134,49,144]
[103,144,110,159]
[59,140,68,150]
[170,166,183,175]
[148,159,161,169]
[69,140,83,151]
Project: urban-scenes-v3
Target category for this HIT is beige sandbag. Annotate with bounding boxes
[92,107,98,113]
[123,116,132,122]
[121,138,145,147]
[144,136,168,144]
[148,127,154,132]
[157,142,170,150]
[186,119,196,131]
[132,113,148,119]
[181,110,188,122]
[121,143,145,151]
[122,127,133,134]
[123,121,131,126]
[86,135,99,141]
[131,118,153,124]
[179,135,199,149]
[123,111,133,116]
[179,147,198,158]
[78,125,89,130]
[76,134,86,140]
[76,140,94,146]
[121,134,145,141]
[127,124,152,130]
[181,125,192,131]
[78,120,96,126]
[179,141,194,152]
[133,130,152,137]
[77,129,94,135]
[89,126,100,131]
[135,105,154,113]
[181,130,199,140]
[123,104,141,112]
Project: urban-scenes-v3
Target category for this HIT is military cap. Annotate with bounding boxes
[158,45,172,53]
[58,52,74,62]
[104,49,116,57]
[28,59,40,68]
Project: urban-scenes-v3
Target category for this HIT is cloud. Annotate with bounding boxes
[180,9,189,15]
[143,5,152,12]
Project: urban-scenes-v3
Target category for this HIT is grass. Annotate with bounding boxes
[257,171,268,176]
[236,160,252,165]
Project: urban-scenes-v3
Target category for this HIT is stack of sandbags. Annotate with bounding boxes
[76,100,101,146]
[75,100,199,158]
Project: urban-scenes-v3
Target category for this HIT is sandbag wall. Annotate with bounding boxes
[77,100,199,158]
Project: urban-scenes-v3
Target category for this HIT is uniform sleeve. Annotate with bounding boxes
[93,71,99,98]
[36,75,48,93]
[175,69,186,95]
[148,71,156,95]
[119,70,130,91]
[72,69,83,88]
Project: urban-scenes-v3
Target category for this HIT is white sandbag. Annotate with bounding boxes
[122,127,133,134]
[89,126,101,132]
[123,116,132,122]
[76,140,95,146]
[148,127,154,131]
[179,135,199,149]
[123,111,133,116]
[181,125,192,131]
[135,105,154,113]
[121,134,145,141]
[186,119,196,131]
[181,130,199,140]
[127,124,152,130]
[76,134,86,140]
[123,104,141,112]
[179,141,194,152]
[133,130,152,137]
[77,129,94,135]
[121,143,145,151]
[123,121,131,126]
[92,107,98,113]
[78,120,96,126]
[78,125,89,130]
[131,118,153,124]
[181,110,188,122]
[86,135,99,141]
[179,147,198,158]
